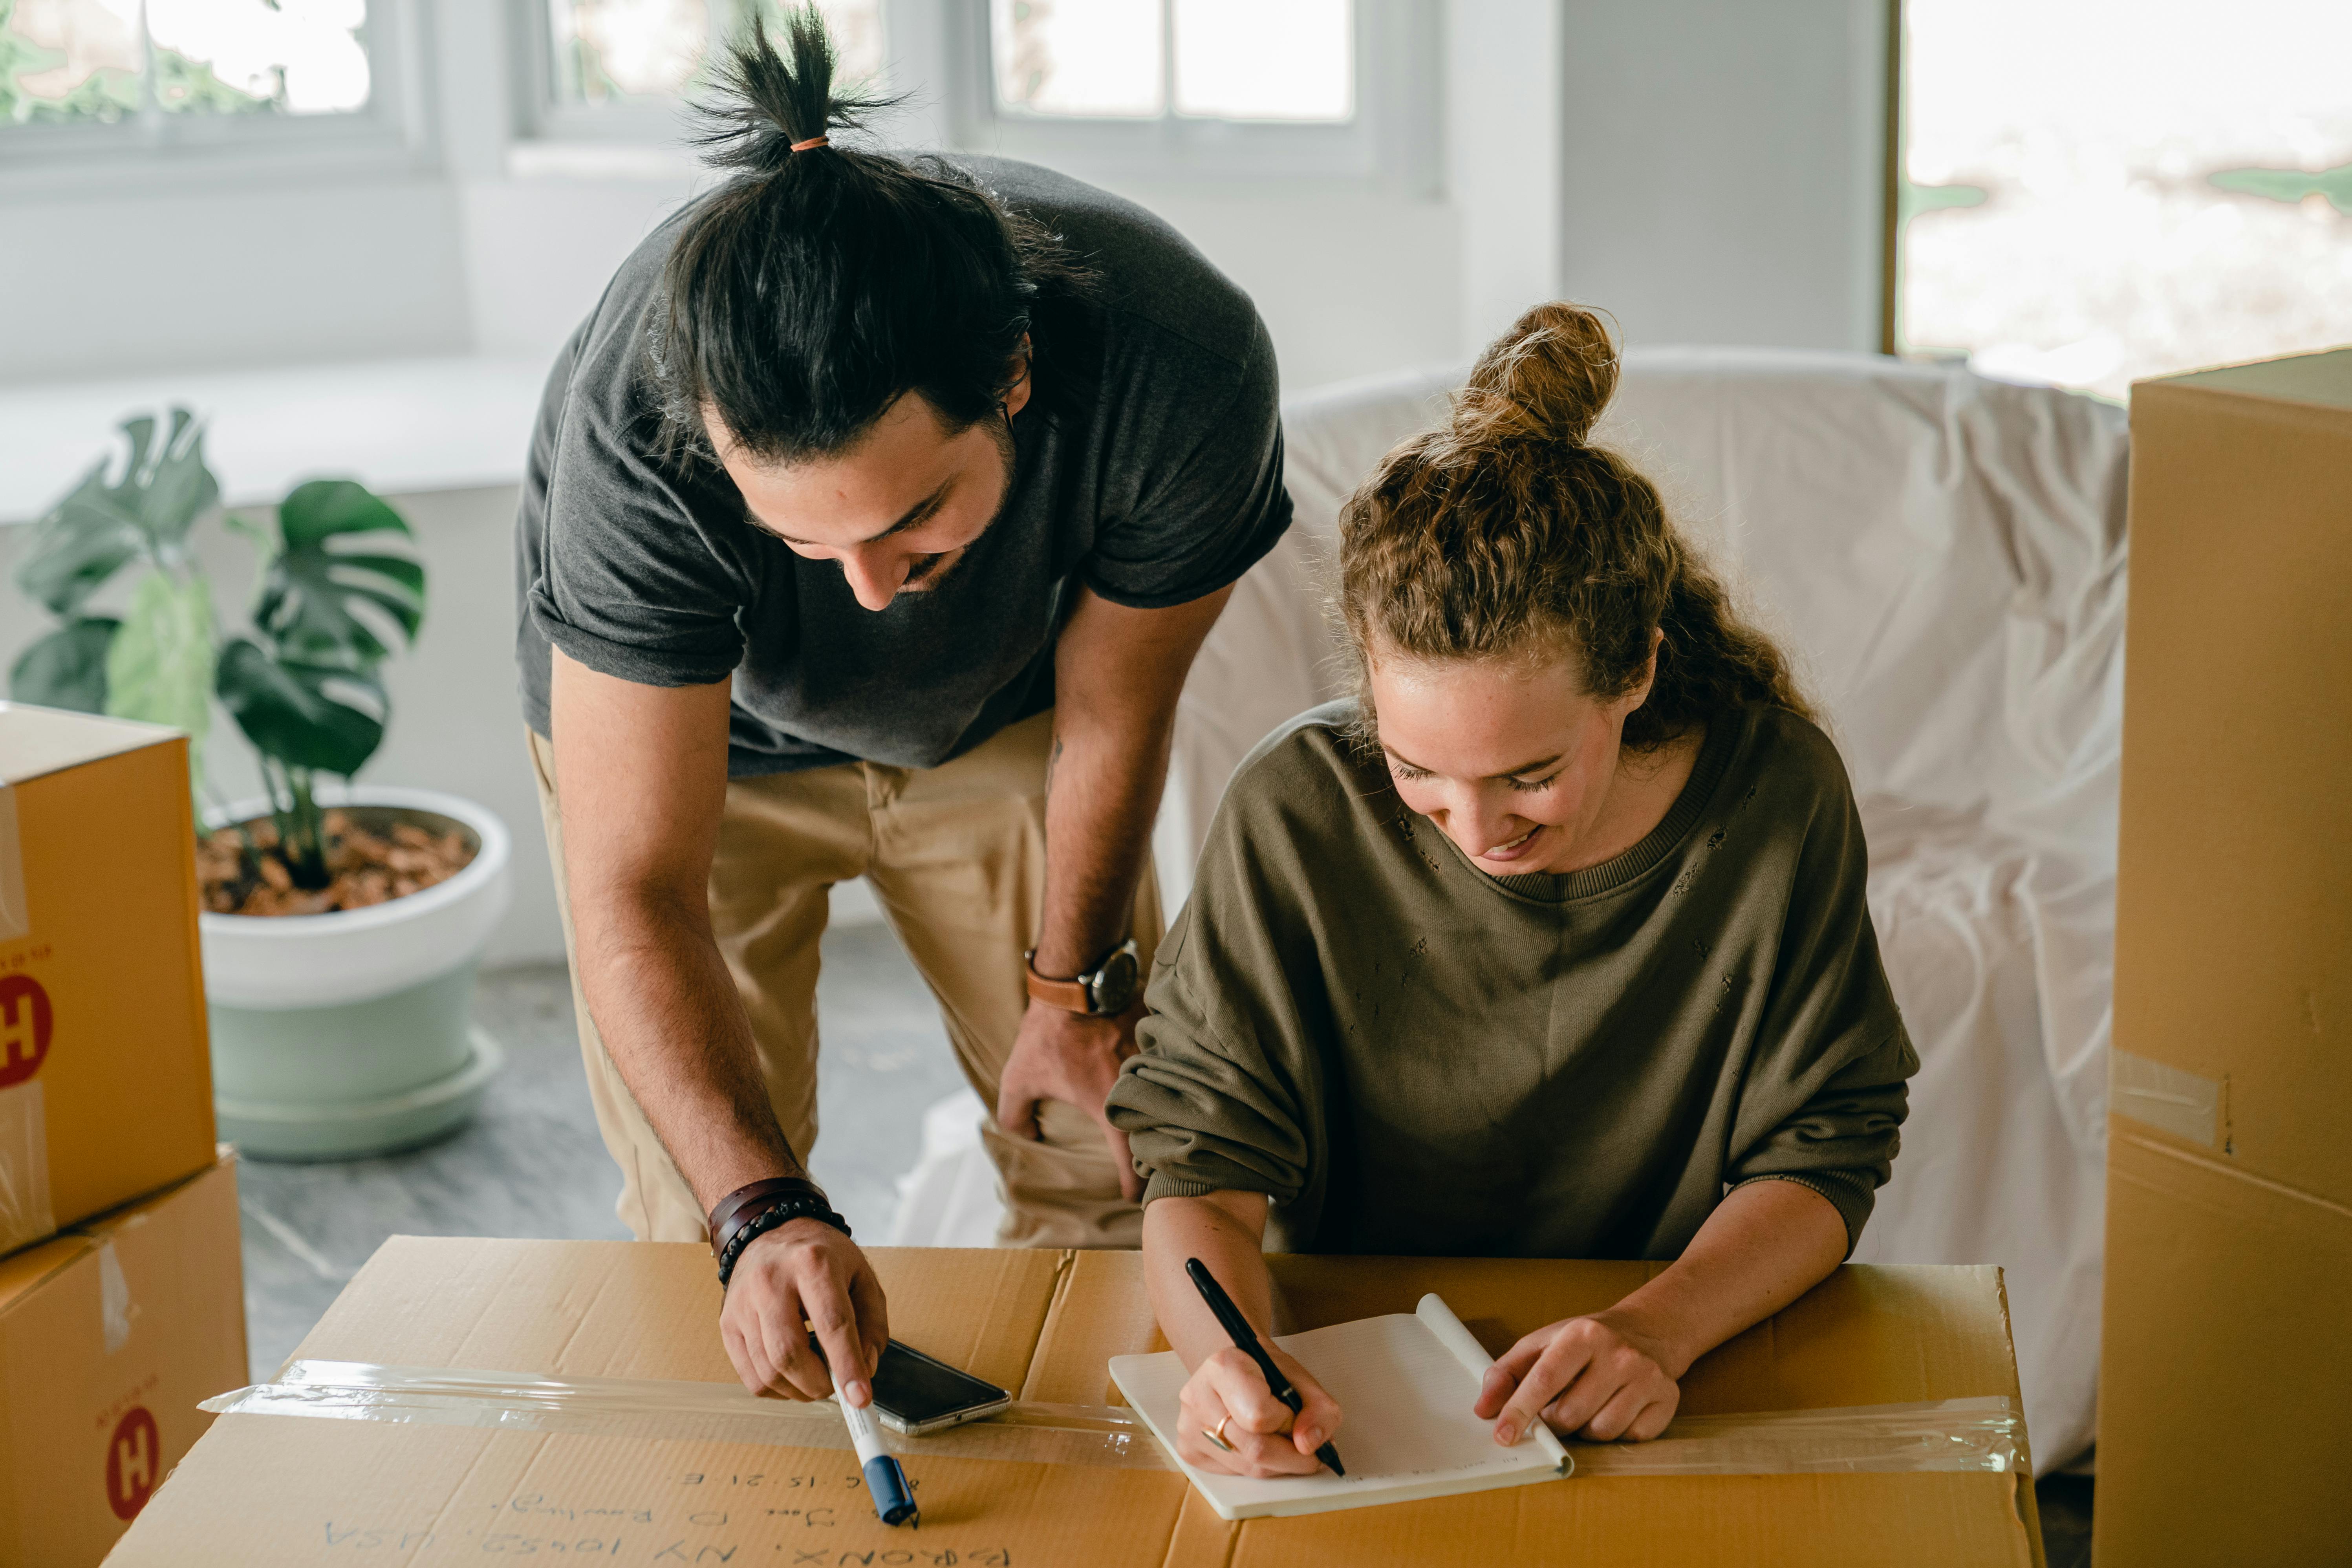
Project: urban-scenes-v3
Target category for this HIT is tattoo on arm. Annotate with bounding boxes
[1044,735,1064,798]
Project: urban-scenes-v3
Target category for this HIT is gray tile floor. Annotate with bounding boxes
[235,922,968,1381]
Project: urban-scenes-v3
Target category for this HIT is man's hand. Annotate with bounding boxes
[1473,1308,1683,1444]
[718,1218,890,1406]
[996,998,1145,1200]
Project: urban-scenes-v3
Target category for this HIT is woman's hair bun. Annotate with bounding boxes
[692,5,897,175]
[1453,301,1620,448]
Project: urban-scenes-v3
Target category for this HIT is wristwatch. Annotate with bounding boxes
[1025,938,1142,1017]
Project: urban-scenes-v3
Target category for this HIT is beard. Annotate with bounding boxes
[892,408,1020,597]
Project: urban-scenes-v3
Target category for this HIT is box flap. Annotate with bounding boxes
[293,1237,1065,1396]
[2156,345,2352,409]
[0,702,181,786]
[0,1230,92,1317]
[2116,371,2352,1205]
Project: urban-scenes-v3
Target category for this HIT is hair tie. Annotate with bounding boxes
[789,134,830,152]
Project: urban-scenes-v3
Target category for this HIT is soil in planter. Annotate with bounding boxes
[198,811,476,917]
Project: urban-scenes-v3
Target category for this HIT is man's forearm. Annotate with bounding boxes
[1031,711,1173,975]
[574,894,804,1211]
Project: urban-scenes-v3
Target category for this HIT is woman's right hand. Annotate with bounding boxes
[1173,1345,1344,1477]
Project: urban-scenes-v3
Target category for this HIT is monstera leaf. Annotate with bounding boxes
[249,481,423,672]
[104,573,217,785]
[14,409,218,617]
[216,639,387,778]
[7,617,121,713]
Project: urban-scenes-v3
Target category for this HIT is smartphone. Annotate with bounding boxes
[868,1339,1012,1436]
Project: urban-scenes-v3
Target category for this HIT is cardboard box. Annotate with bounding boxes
[110,1240,2042,1566]
[2099,349,2352,1566]
[0,703,218,1255]
[0,1150,247,1565]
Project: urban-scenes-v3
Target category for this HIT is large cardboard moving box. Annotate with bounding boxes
[0,1151,247,1566]
[0,703,218,1255]
[110,1239,2043,1567]
[2100,348,2352,1566]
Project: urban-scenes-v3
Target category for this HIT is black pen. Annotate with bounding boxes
[1183,1256,1346,1476]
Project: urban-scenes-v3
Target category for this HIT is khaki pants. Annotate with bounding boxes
[527,709,1160,1250]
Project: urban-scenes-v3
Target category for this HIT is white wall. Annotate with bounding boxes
[0,0,1890,966]
[1555,0,1889,353]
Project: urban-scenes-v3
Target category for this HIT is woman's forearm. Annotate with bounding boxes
[1142,1191,1275,1370]
[1603,1179,1847,1378]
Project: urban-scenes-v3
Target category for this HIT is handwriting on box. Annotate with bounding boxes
[313,1473,1014,1563]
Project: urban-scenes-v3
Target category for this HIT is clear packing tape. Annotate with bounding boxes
[205,1361,2023,1478]
[0,1079,56,1257]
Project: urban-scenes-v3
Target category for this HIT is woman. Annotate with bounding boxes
[1105,303,1917,1478]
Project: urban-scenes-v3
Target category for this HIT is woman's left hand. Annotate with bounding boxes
[1473,1310,1682,1444]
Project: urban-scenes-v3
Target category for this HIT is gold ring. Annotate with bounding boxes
[1203,1416,1234,1452]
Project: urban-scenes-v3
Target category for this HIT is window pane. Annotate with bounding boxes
[1172,0,1350,123]
[146,0,371,115]
[991,0,1164,119]
[550,0,884,109]
[0,0,370,124]
[2,0,146,123]
[1900,0,2352,401]
[552,0,712,104]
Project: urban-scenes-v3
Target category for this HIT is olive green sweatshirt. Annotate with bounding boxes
[1107,701,1916,1260]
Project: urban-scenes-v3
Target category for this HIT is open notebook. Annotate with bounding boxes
[1109,1293,1573,1520]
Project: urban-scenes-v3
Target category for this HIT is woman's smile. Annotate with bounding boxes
[1475,823,1546,864]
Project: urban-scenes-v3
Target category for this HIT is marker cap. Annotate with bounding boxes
[862,1453,919,1526]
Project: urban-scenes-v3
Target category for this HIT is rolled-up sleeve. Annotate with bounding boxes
[1111,921,1313,1206]
[1107,756,1329,1208]
[1724,763,1919,1256]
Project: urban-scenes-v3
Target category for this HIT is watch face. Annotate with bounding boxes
[1088,948,1142,1015]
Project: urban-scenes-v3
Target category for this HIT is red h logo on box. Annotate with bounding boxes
[0,974,51,1089]
[106,1406,160,1521]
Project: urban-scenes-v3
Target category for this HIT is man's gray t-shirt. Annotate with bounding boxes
[514,156,1292,777]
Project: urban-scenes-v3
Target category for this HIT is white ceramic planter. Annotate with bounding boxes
[201,785,512,1160]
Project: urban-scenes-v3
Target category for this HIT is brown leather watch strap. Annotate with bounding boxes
[1024,952,1096,1014]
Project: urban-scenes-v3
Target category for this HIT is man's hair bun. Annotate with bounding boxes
[1451,301,1620,448]
[692,5,894,174]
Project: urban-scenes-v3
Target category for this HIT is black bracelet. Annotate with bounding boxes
[714,1195,852,1289]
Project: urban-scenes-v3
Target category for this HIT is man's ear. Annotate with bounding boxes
[1001,336,1036,419]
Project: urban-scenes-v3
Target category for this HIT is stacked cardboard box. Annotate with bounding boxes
[109,1239,2045,1566]
[0,703,251,1562]
[0,1152,247,1561]
[2099,349,2352,1565]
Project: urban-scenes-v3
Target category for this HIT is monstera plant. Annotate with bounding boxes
[10,407,424,889]
[11,406,515,1162]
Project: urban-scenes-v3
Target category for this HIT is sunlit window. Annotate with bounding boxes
[0,0,372,126]
[990,0,1353,124]
[1896,0,2352,400]
[547,0,884,109]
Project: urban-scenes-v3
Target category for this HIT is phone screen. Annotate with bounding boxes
[869,1341,1009,1429]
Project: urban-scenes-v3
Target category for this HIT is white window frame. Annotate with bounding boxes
[520,0,719,145]
[0,0,435,195]
[930,0,1440,194]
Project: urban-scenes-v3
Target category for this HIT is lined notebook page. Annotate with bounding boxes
[1110,1294,1572,1521]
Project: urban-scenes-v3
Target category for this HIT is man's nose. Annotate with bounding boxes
[838,550,906,611]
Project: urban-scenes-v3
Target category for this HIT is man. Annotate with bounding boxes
[513,13,1289,1413]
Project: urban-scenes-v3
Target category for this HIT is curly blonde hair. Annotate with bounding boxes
[1336,302,1814,750]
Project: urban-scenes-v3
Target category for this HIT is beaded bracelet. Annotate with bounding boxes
[708,1176,828,1262]
[714,1195,852,1289]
